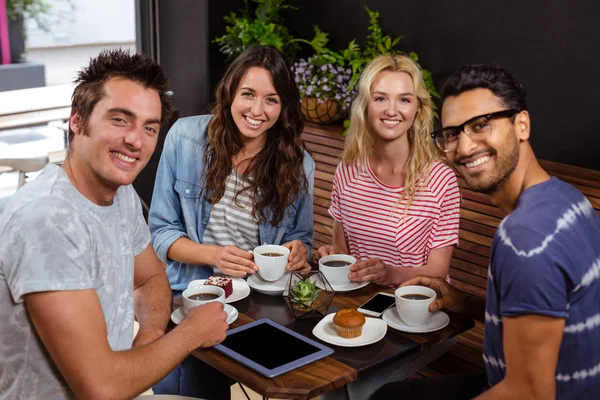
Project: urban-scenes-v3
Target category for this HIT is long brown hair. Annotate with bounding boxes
[204,44,308,225]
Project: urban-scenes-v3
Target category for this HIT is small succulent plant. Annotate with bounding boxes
[290,277,321,308]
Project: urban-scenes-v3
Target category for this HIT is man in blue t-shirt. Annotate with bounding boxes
[372,65,600,400]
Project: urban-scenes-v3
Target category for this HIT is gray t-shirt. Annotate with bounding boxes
[0,164,150,399]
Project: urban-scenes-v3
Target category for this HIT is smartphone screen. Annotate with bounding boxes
[359,293,396,313]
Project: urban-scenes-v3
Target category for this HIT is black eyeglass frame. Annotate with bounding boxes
[431,109,519,152]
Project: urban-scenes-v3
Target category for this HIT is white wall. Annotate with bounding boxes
[25,0,135,49]
[21,0,136,86]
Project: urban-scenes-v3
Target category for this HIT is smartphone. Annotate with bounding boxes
[357,292,396,317]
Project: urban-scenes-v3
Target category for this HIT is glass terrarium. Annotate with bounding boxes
[283,270,335,319]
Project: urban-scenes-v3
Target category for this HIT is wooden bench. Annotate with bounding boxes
[301,122,600,378]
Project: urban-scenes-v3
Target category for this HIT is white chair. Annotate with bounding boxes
[0,155,49,213]
[0,155,49,188]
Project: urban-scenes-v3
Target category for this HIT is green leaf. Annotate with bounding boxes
[310,26,330,54]
[215,0,300,61]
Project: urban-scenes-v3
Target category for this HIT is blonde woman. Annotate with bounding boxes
[318,54,460,286]
[318,55,460,400]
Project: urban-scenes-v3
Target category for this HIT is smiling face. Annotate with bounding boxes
[366,71,419,143]
[70,77,162,193]
[230,66,282,144]
[442,88,525,194]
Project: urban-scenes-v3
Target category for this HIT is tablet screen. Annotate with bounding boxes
[220,321,321,369]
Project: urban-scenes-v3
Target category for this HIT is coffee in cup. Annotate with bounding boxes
[394,285,437,326]
[252,244,290,281]
[182,285,225,312]
[319,254,356,287]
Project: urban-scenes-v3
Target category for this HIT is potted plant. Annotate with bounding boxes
[283,271,335,319]
[292,6,440,127]
[292,51,355,124]
[214,0,306,62]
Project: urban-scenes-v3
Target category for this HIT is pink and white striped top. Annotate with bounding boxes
[329,158,460,269]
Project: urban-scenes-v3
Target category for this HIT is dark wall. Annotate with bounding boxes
[280,0,600,170]
[147,0,599,170]
[134,0,212,207]
[156,0,212,117]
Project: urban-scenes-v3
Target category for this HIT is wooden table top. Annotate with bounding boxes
[177,281,474,399]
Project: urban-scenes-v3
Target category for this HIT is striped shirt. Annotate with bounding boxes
[328,158,460,268]
[203,170,259,251]
[484,177,600,398]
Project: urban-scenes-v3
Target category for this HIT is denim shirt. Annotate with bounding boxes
[148,115,315,291]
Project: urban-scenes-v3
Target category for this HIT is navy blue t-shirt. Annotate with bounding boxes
[484,177,600,399]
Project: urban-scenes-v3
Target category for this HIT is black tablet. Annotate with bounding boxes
[213,318,334,378]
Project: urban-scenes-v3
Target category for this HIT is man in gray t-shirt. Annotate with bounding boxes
[0,49,228,400]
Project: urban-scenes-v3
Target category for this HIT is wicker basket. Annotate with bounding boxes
[301,97,345,124]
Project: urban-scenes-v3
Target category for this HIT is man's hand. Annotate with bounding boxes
[132,326,165,348]
[401,276,469,313]
[282,240,308,272]
[349,258,388,284]
[133,245,171,348]
[181,302,229,348]
[316,244,345,261]
[215,245,258,277]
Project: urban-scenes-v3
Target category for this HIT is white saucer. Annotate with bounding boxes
[382,307,449,333]
[187,278,250,303]
[171,304,238,325]
[315,277,370,293]
[312,313,387,347]
[246,273,290,295]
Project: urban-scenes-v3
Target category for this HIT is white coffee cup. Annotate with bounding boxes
[182,285,225,312]
[252,244,290,282]
[319,254,356,287]
[394,285,437,326]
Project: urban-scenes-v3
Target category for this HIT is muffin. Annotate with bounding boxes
[332,309,366,338]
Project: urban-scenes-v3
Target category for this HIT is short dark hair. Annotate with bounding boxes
[440,64,528,111]
[69,48,173,143]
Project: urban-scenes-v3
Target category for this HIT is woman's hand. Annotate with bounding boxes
[282,240,308,272]
[214,245,258,277]
[348,258,389,285]
[316,244,345,261]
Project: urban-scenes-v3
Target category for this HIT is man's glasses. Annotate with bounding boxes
[431,109,519,153]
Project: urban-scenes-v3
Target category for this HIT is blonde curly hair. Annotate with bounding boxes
[343,54,440,213]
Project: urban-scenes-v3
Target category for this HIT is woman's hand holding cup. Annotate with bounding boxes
[282,240,308,272]
[348,258,389,284]
[316,244,344,261]
[214,245,258,277]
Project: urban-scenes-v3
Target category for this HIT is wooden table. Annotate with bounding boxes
[176,282,474,399]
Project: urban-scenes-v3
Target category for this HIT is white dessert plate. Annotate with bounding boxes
[246,273,290,295]
[382,307,450,333]
[187,278,250,303]
[312,313,387,347]
[315,276,370,293]
[171,304,238,325]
